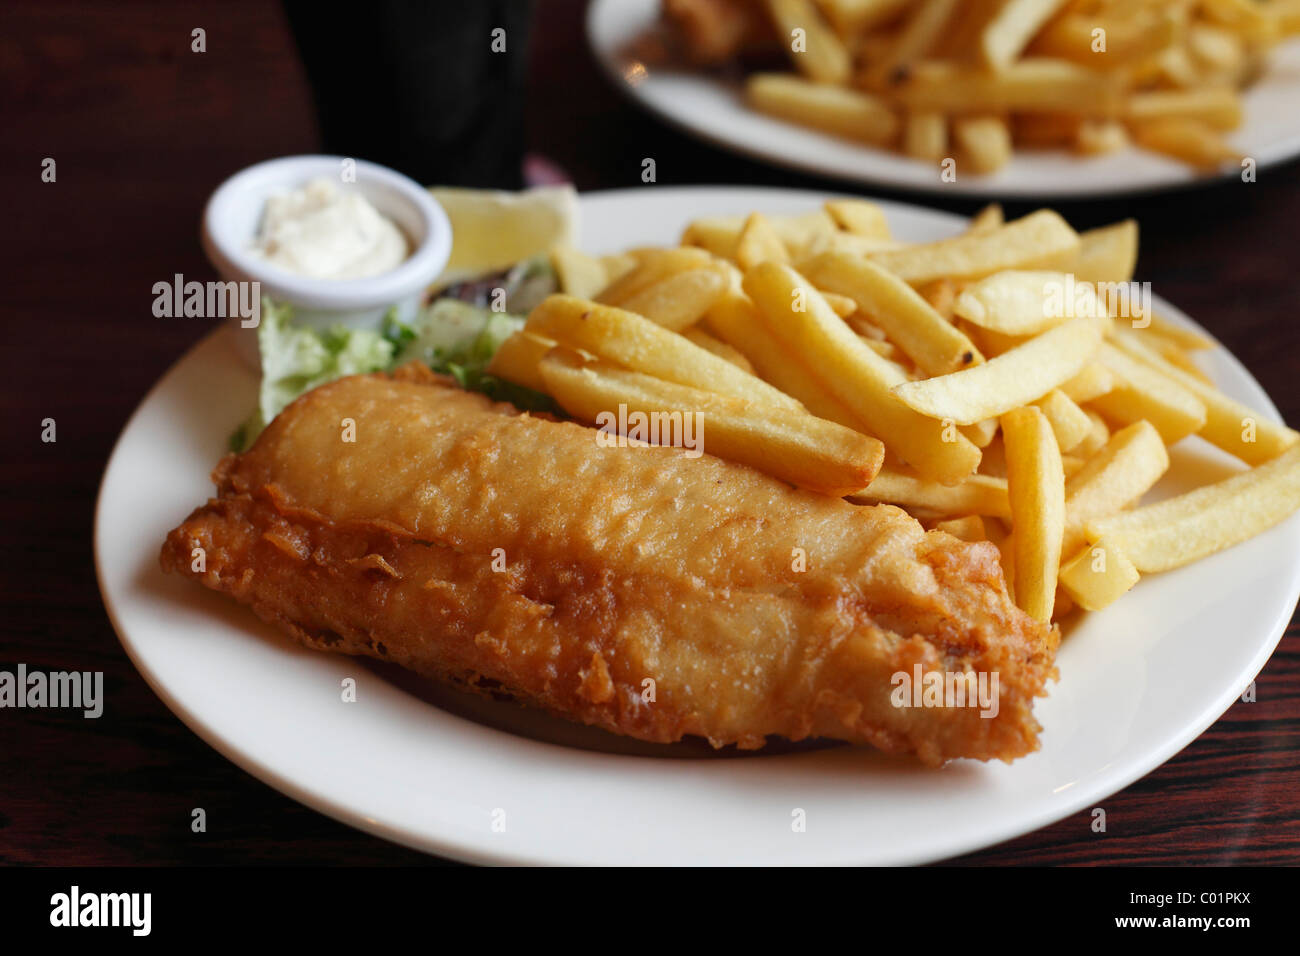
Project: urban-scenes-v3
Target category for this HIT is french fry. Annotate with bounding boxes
[978,0,1070,70]
[1012,112,1081,147]
[1034,389,1093,452]
[803,251,984,375]
[866,209,1081,285]
[771,210,842,251]
[902,110,948,160]
[1141,312,1215,351]
[918,278,958,319]
[1127,88,1244,131]
[1058,538,1141,611]
[1087,444,1300,572]
[1149,338,1214,385]
[735,212,790,271]
[960,417,1000,448]
[930,514,987,542]
[764,0,854,84]
[747,73,899,145]
[847,315,886,340]
[979,433,1007,478]
[1001,405,1065,622]
[824,198,892,238]
[868,0,962,86]
[703,292,866,429]
[1129,118,1241,169]
[857,28,903,65]
[1091,341,1208,443]
[954,270,1101,335]
[796,231,905,265]
[1061,420,1170,555]
[1110,328,1300,464]
[537,348,884,497]
[1144,44,1201,90]
[1060,362,1115,404]
[1073,409,1110,458]
[1200,0,1279,41]
[966,203,1004,234]
[616,268,728,331]
[682,326,755,374]
[961,321,1027,358]
[850,469,1011,518]
[1268,0,1300,35]
[821,290,858,316]
[711,254,747,299]
[486,330,558,394]
[930,0,1007,60]
[1074,120,1129,156]
[1188,23,1247,76]
[682,210,837,260]
[953,115,1013,174]
[597,247,715,305]
[551,244,609,299]
[626,244,715,268]
[1072,220,1138,285]
[527,295,804,411]
[1029,10,1178,64]
[599,253,636,286]
[892,317,1105,425]
[680,220,745,259]
[818,0,914,37]
[893,59,1126,116]
[860,336,898,360]
[1224,33,1275,84]
[744,262,982,484]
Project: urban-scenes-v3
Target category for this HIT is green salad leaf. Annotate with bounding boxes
[388,300,557,412]
[230,299,395,451]
[231,296,556,452]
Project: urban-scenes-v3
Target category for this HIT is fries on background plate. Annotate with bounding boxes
[659,0,1300,174]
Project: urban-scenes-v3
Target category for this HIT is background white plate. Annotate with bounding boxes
[96,187,1300,865]
[588,0,1300,198]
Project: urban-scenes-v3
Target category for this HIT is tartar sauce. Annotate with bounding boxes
[250,178,409,279]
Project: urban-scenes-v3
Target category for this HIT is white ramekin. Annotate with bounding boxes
[201,154,453,368]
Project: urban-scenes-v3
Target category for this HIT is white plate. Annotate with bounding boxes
[588,0,1300,198]
[96,186,1300,865]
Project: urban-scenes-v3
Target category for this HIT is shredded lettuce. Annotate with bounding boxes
[230,299,395,451]
[388,301,556,412]
[231,295,555,452]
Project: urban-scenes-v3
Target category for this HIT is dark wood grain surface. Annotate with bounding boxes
[2,0,1297,866]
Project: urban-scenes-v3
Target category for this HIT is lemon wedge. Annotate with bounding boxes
[428,184,578,287]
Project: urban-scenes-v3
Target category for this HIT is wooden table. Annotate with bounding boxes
[3,0,1297,865]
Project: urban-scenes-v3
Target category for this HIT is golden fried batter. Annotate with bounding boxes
[162,365,1055,764]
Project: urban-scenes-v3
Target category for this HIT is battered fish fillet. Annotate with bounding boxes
[161,364,1056,765]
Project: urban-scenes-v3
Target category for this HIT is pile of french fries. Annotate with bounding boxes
[487,197,1300,625]
[712,0,1300,172]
